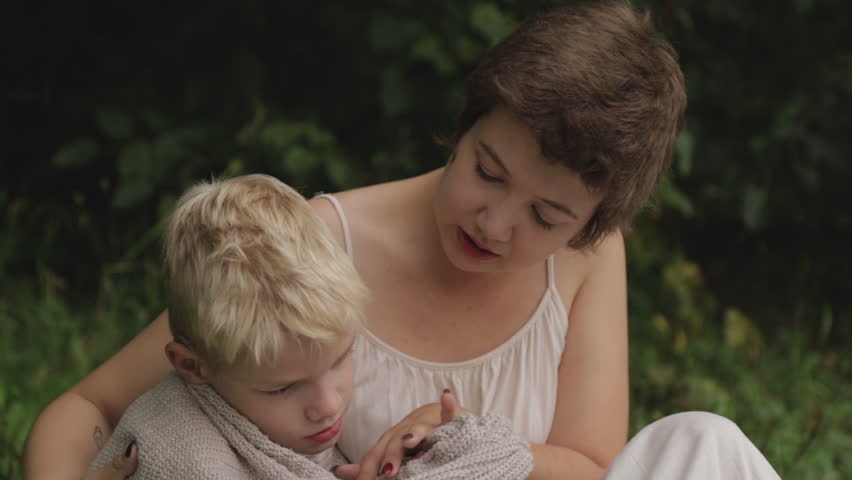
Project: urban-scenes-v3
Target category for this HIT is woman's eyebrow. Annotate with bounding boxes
[539,198,579,220]
[478,140,511,176]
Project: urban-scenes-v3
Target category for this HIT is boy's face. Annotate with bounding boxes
[208,334,355,454]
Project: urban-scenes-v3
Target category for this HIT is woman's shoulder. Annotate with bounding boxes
[552,230,626,311]
[310,172,438,240]
[309,175,423,253]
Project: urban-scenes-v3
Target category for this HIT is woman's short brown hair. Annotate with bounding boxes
[448,0,687,249]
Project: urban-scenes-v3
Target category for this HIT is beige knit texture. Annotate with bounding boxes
[90,372,531,479]
[397,412,532,480]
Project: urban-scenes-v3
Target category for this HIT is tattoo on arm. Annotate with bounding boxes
[93,426,104,450]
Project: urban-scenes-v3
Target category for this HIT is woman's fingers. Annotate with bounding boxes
[376,390,461,477]
[401,423,437,458]
[401,423,435,450]
[84,441,138,480]
[355,429,394,480]
[332,463,360,480]
[355,400,450,479]
[439,389,459,425]
[375,431,406,478]
[381,421,442,477]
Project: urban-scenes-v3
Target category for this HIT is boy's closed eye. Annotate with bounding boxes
[259,342,355,395]
[264,384,294,395]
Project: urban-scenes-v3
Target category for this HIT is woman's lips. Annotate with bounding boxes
[457,228,498,260]
[305,416,343,443]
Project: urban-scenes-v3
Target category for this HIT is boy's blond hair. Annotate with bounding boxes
[163,174,367,372]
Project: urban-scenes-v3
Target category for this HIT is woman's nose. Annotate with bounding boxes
[477,203,514,243]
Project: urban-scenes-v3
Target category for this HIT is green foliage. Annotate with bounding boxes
[627,213,852,478]
[3,0,851,478]
[0,265,162,479]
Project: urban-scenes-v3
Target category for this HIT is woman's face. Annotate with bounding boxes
[433,107,603,273]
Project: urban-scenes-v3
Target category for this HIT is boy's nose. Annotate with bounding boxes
[305,384,342,422]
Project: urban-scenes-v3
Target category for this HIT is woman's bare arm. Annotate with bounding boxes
[528,231,630,479]
[25,311,173,480]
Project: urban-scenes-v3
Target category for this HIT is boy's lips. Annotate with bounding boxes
[305,416,343,443]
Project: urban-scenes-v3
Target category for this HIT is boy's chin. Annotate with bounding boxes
[291,439,338,455]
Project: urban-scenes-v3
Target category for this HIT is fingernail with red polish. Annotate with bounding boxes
[402,433,414,440]
[382,463,394,476]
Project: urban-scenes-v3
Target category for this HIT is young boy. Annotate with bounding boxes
[89,174,532,480]
[90,174,368,478]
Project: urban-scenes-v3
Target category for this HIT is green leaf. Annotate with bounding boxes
[368,13,421,53]
[95,108,135,139]
[140,108,171,132]
[675,129,694,176]
[223,157,246,178]
[656,178,695,217]
[741,185,767,231]
[470,3,513,45]
[411,34,455,75]
[261,121,301,149]
[284,145,320,177]
[724,308,763,360]
[52,138,99,167]
[113,141,154,209]
[326,157,353,189]
[380,66,413,117]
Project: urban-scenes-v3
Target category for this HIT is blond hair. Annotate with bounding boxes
[163,174,367,372]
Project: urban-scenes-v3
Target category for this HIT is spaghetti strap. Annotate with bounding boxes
[313,194,353,256]
[546,255,556,289]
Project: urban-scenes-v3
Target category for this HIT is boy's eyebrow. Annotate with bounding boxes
[332,338,356,366]
[479,140,579,220]
[262,338,356,387]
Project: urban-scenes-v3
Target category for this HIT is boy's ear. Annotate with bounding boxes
[165,341,210,384]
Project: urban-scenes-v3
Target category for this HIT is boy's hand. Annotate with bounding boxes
[354,389,465,479]
[82,442,138,480]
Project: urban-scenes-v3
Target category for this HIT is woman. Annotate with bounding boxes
[25,2,779,479]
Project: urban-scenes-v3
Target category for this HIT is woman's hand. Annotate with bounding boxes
[80,442,138,480]
[342,389,464,480]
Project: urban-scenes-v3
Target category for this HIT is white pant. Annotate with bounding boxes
[604,412,781,479]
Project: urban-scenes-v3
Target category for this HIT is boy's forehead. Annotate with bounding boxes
[230,334,354,384]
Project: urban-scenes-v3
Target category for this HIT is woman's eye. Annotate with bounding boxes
[532,207,555,230]
[475,162,502,183]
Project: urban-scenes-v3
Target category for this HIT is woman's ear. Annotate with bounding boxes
[447,149,457,165]
[165,341,210,384]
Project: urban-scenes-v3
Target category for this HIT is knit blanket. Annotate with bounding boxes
[90,372,532,479]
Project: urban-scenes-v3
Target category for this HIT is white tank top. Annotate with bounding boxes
[315,194,569,462]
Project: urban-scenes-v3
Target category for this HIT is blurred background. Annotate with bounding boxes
[2,0,850,478]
